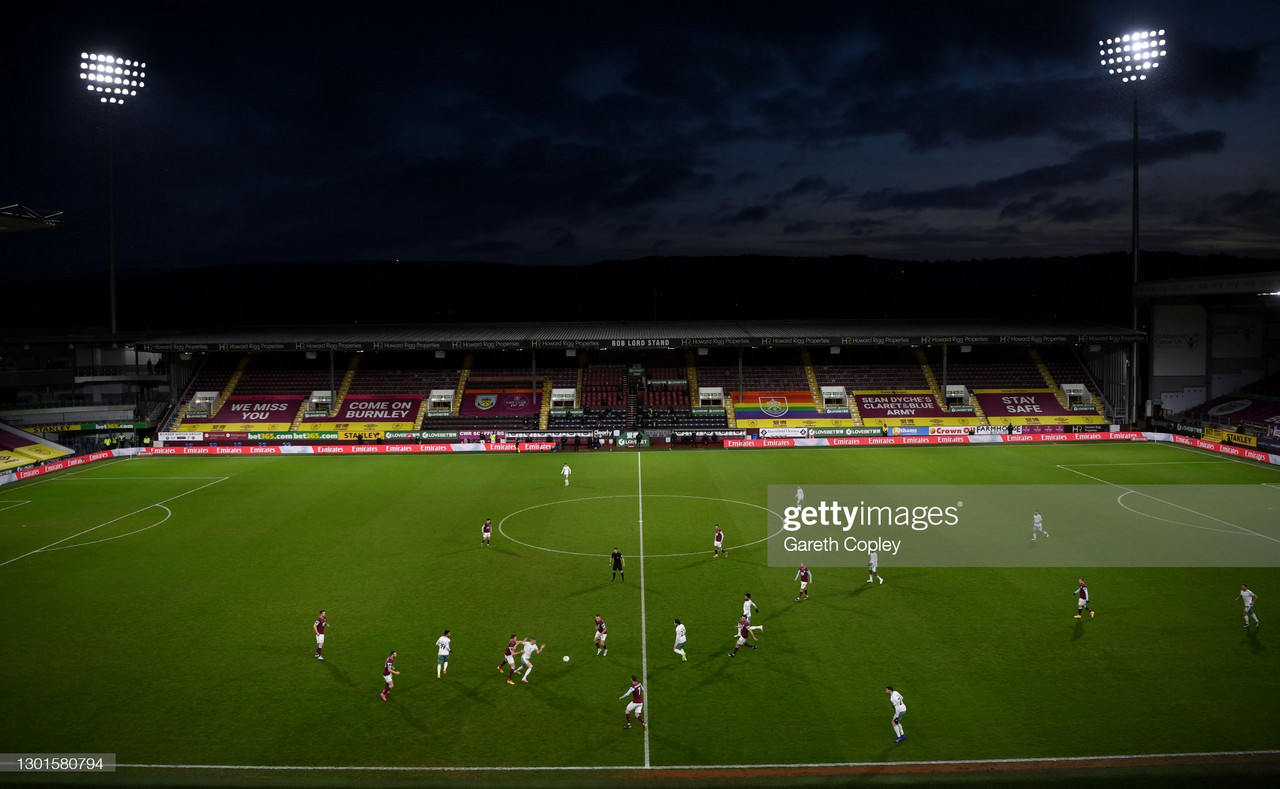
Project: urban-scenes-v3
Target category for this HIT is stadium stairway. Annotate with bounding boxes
[724,397,737,427]
[334,355,360,410]
[801,349,825,414]
[915,349,947,409]
[539,380,553,429]
[576,352,587,408]
[685,350,699,402]
[969,390,990,424]
[194,356,250,429]
[626,381,639,429]
[1028,348,1069,409]
[452,353,474,416]
[848,394,864,426]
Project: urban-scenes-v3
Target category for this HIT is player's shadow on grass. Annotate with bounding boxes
[436,676,498,708]
[393,700,430,733]
[691,653,735,690]
[322,660,355,688]
[1245,629,1265,654]
[565,583,606,599]
[678,555,718,572]
[1071,619,1085,641]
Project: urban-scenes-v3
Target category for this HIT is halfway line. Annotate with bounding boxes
[636,452,650,768]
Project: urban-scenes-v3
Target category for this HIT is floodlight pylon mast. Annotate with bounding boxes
[1099,29,1165,426]
[107,104,117,335]
[79,51,146,336]
[1130,83,1139,427]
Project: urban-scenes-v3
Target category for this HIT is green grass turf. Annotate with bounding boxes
[0,442,1277,786]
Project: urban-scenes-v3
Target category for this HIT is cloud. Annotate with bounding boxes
[783,220,827,235]
[552,231,579,251]
[727,204,775,223]
[1000,191,1056,219]
[858,130,1226,211]
[774,176,830,202]
[1044,197,1123,223]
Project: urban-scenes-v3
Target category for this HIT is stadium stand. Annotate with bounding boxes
[813,347,929,391]
[0,423,73,471]
[232,354,349,396]
[694,348,809,396]
[1181,373,1280,434]
[349,351,461,394]
[922,345,1045,389]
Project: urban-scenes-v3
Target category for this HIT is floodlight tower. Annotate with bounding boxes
[1099,29,1165,426]
[79,52,147,336]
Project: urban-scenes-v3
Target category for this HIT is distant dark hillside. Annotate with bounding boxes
[6,252,1275,332]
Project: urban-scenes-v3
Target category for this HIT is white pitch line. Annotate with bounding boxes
[0,500,31,513]
[0,457,134,492]
[56,476,228,480]
[106,749,1280,772]
[1167,441,1280,473]
[1056,464,1280,544]
[1064,461,1234,466]
[39,505,173,552]
[636,452,650,768]
[495,494,784,558]
[0,477,227,568]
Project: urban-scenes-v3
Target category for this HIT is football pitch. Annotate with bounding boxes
[1,441,1278,787]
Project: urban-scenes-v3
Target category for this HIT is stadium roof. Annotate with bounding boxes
[0,204,64,233]
[140,319,1142,353]
[1136,271,1280,299]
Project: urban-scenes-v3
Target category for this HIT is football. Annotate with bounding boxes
[562,655,570,662]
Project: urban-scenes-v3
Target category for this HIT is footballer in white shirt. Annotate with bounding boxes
[1237,584,1260,629]
[435,629,452,678]
[886,686,907,742]
[1032,510,1049,540]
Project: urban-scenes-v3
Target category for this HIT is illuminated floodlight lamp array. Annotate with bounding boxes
[79,52,147,104]
[1098,29,1166,83]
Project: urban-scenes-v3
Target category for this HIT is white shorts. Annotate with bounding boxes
[800,581,808,590]
[521,656,533,666]
[893,707,906,721]
[595,632,607,643]
[316,634,325,645]
[736,636,747,646]
[625,701,644,715]
[384,674,393,685]
[504,654,515,666]
[482,530,491,540]
[1077,598,1088,608]
[714,540,723,549]
[868,563,878,573]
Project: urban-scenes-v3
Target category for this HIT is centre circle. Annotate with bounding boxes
[497,494,784,558]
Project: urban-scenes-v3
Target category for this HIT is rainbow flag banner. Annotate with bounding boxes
[732,391,836,423]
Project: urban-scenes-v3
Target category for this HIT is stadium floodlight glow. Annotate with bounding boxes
[1101,30,1168,83]
[79,52,147,106]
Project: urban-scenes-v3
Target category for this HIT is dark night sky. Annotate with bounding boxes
[5,1,1279,276]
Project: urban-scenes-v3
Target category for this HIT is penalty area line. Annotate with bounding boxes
[0,476,228,569]
[112,749,1280,772]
